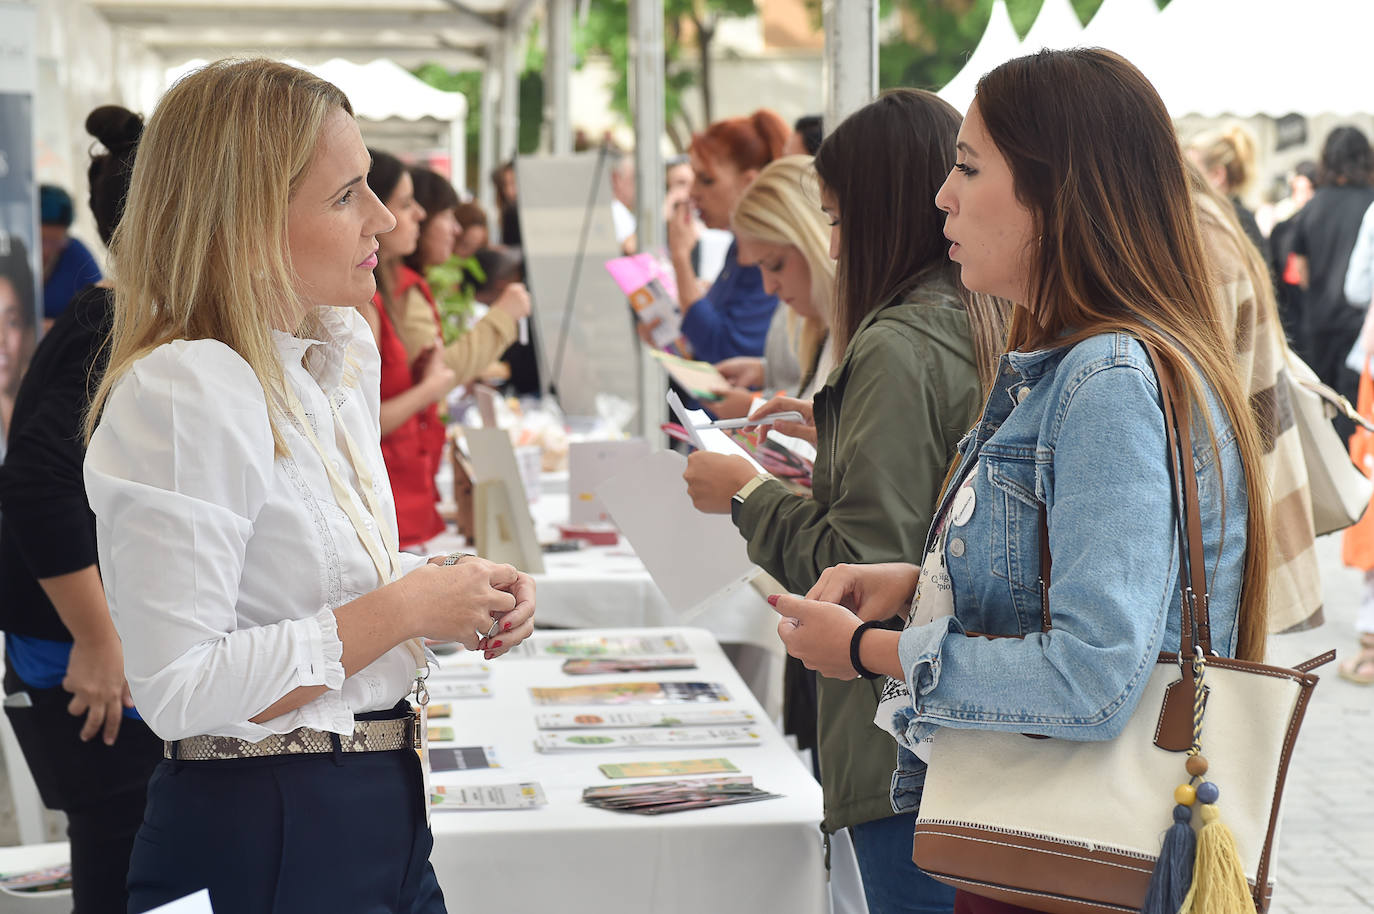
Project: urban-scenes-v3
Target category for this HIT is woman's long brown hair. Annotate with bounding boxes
[815,88,1009,393]
[976,49,1270,661]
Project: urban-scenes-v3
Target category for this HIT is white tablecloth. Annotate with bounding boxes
[426,627,826,914]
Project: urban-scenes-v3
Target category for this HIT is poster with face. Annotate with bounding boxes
[0,4,38,459]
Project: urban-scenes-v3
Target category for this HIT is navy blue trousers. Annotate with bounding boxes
[127,738,446,914]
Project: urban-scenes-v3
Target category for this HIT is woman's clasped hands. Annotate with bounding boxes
[404,556,536,659]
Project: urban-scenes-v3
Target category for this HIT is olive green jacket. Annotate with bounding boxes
[735,273,982,831]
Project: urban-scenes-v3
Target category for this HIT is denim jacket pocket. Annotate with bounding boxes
[981,445,1045,633]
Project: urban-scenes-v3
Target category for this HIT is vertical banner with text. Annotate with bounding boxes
[0,2,37,461]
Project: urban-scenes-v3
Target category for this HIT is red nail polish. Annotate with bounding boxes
[503,621,512,632]
[767,594,780,607]
[484,651,493,659]
[492,640,503,648]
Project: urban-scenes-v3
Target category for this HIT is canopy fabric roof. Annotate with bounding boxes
[941,0,1373,118]
[89,0,539,69]
[166,56,467,121]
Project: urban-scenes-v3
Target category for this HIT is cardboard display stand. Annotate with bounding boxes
[464,427,545,574]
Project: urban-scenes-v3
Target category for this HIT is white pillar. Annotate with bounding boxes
[546,0,573,156]
[630,0,666,441]
[822,0,878,132]
[478,54,498,218]
[448,119,467,196]
[498,29,520,164]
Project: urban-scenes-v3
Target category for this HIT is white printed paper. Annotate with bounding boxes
[430,782,548,811]
[535,708,758,730]
[534,726,762,752]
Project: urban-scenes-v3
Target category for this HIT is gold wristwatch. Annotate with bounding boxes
[730,474,772,524]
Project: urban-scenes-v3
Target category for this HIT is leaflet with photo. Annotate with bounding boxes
[535,726,761,752]
[534,708,757,730]
[427,681,493,700]
[430,746,500,772]
[583,776,779,815]
[529,681,729,706]
[561,657,698,675]
[513,633,691,659]
[430,782,547,811]
[597,758,738,779]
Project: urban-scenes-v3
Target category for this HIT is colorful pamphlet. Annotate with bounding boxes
[430,746,500,772]
[529,681,730,706]
[0,864,72,894]
[597,758,739,779]
[430,782,547,811]
[535,726,761,753]
[561,657,698,675]
[649,350,729,400]
[583,776,778,814]
[535,708,757,730]
[515,633,691,659]
[434,662,492,679]
[428,726,456,743]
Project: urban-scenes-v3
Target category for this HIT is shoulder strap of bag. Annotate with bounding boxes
[1037,341,1212,659]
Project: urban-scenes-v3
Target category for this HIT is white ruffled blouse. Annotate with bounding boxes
[85,306,425,742]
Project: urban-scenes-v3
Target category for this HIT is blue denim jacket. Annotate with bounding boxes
[888,332,1248,814]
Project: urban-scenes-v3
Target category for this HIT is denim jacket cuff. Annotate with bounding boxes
[890,744,929,815]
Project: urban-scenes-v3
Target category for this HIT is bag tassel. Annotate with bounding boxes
[1178,782,1255,914]
[1139,802,1195,914]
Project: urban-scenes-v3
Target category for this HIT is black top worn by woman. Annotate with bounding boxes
[0,285,113,640]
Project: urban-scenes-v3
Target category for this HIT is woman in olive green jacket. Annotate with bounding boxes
[684,90,1006,914]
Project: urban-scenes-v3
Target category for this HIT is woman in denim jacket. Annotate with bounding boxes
[770,49,1272,914]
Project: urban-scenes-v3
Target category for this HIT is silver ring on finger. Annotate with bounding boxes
[484,618,501,640]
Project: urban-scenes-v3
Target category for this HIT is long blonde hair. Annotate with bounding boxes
[730,155,834,381]
[86,58,352,454]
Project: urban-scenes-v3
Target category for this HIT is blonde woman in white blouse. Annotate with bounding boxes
[82,60,533,913]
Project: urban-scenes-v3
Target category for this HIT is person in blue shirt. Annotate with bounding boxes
[40,184,103,326]
[665,110,790,364]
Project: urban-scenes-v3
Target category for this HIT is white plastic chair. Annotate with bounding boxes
[0,638,50,846]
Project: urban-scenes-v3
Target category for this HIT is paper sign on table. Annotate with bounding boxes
[535,708,758,730]
[598,758,739,779]
[464,426,545,574]
[535,726,761,752]
[431,782,547,811]
[596,450,759,616]
[568,438,652,525]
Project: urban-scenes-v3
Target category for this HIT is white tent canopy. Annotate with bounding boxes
[166,56,469,178]
[937,0,1021,116]
[941,0,1374,119]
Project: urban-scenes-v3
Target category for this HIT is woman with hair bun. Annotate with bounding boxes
[0,103,157,914]
[665,109,789,364]
[1188,125,1264,252]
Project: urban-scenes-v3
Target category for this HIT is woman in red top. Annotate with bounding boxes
[361,150,454,549]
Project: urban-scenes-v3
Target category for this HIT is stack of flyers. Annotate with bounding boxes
[430,782,547,811]
[514,633,690,659]
[561,657,697,675]
[0,864,72,895]
[534,708,756,730]
[535,726,761,753]
[582,776,779,815]
[528,681,729,706]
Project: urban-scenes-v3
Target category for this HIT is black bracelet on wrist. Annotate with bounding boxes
[849,620,884,680]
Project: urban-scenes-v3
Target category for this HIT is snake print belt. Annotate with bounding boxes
[164,713,419,761]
